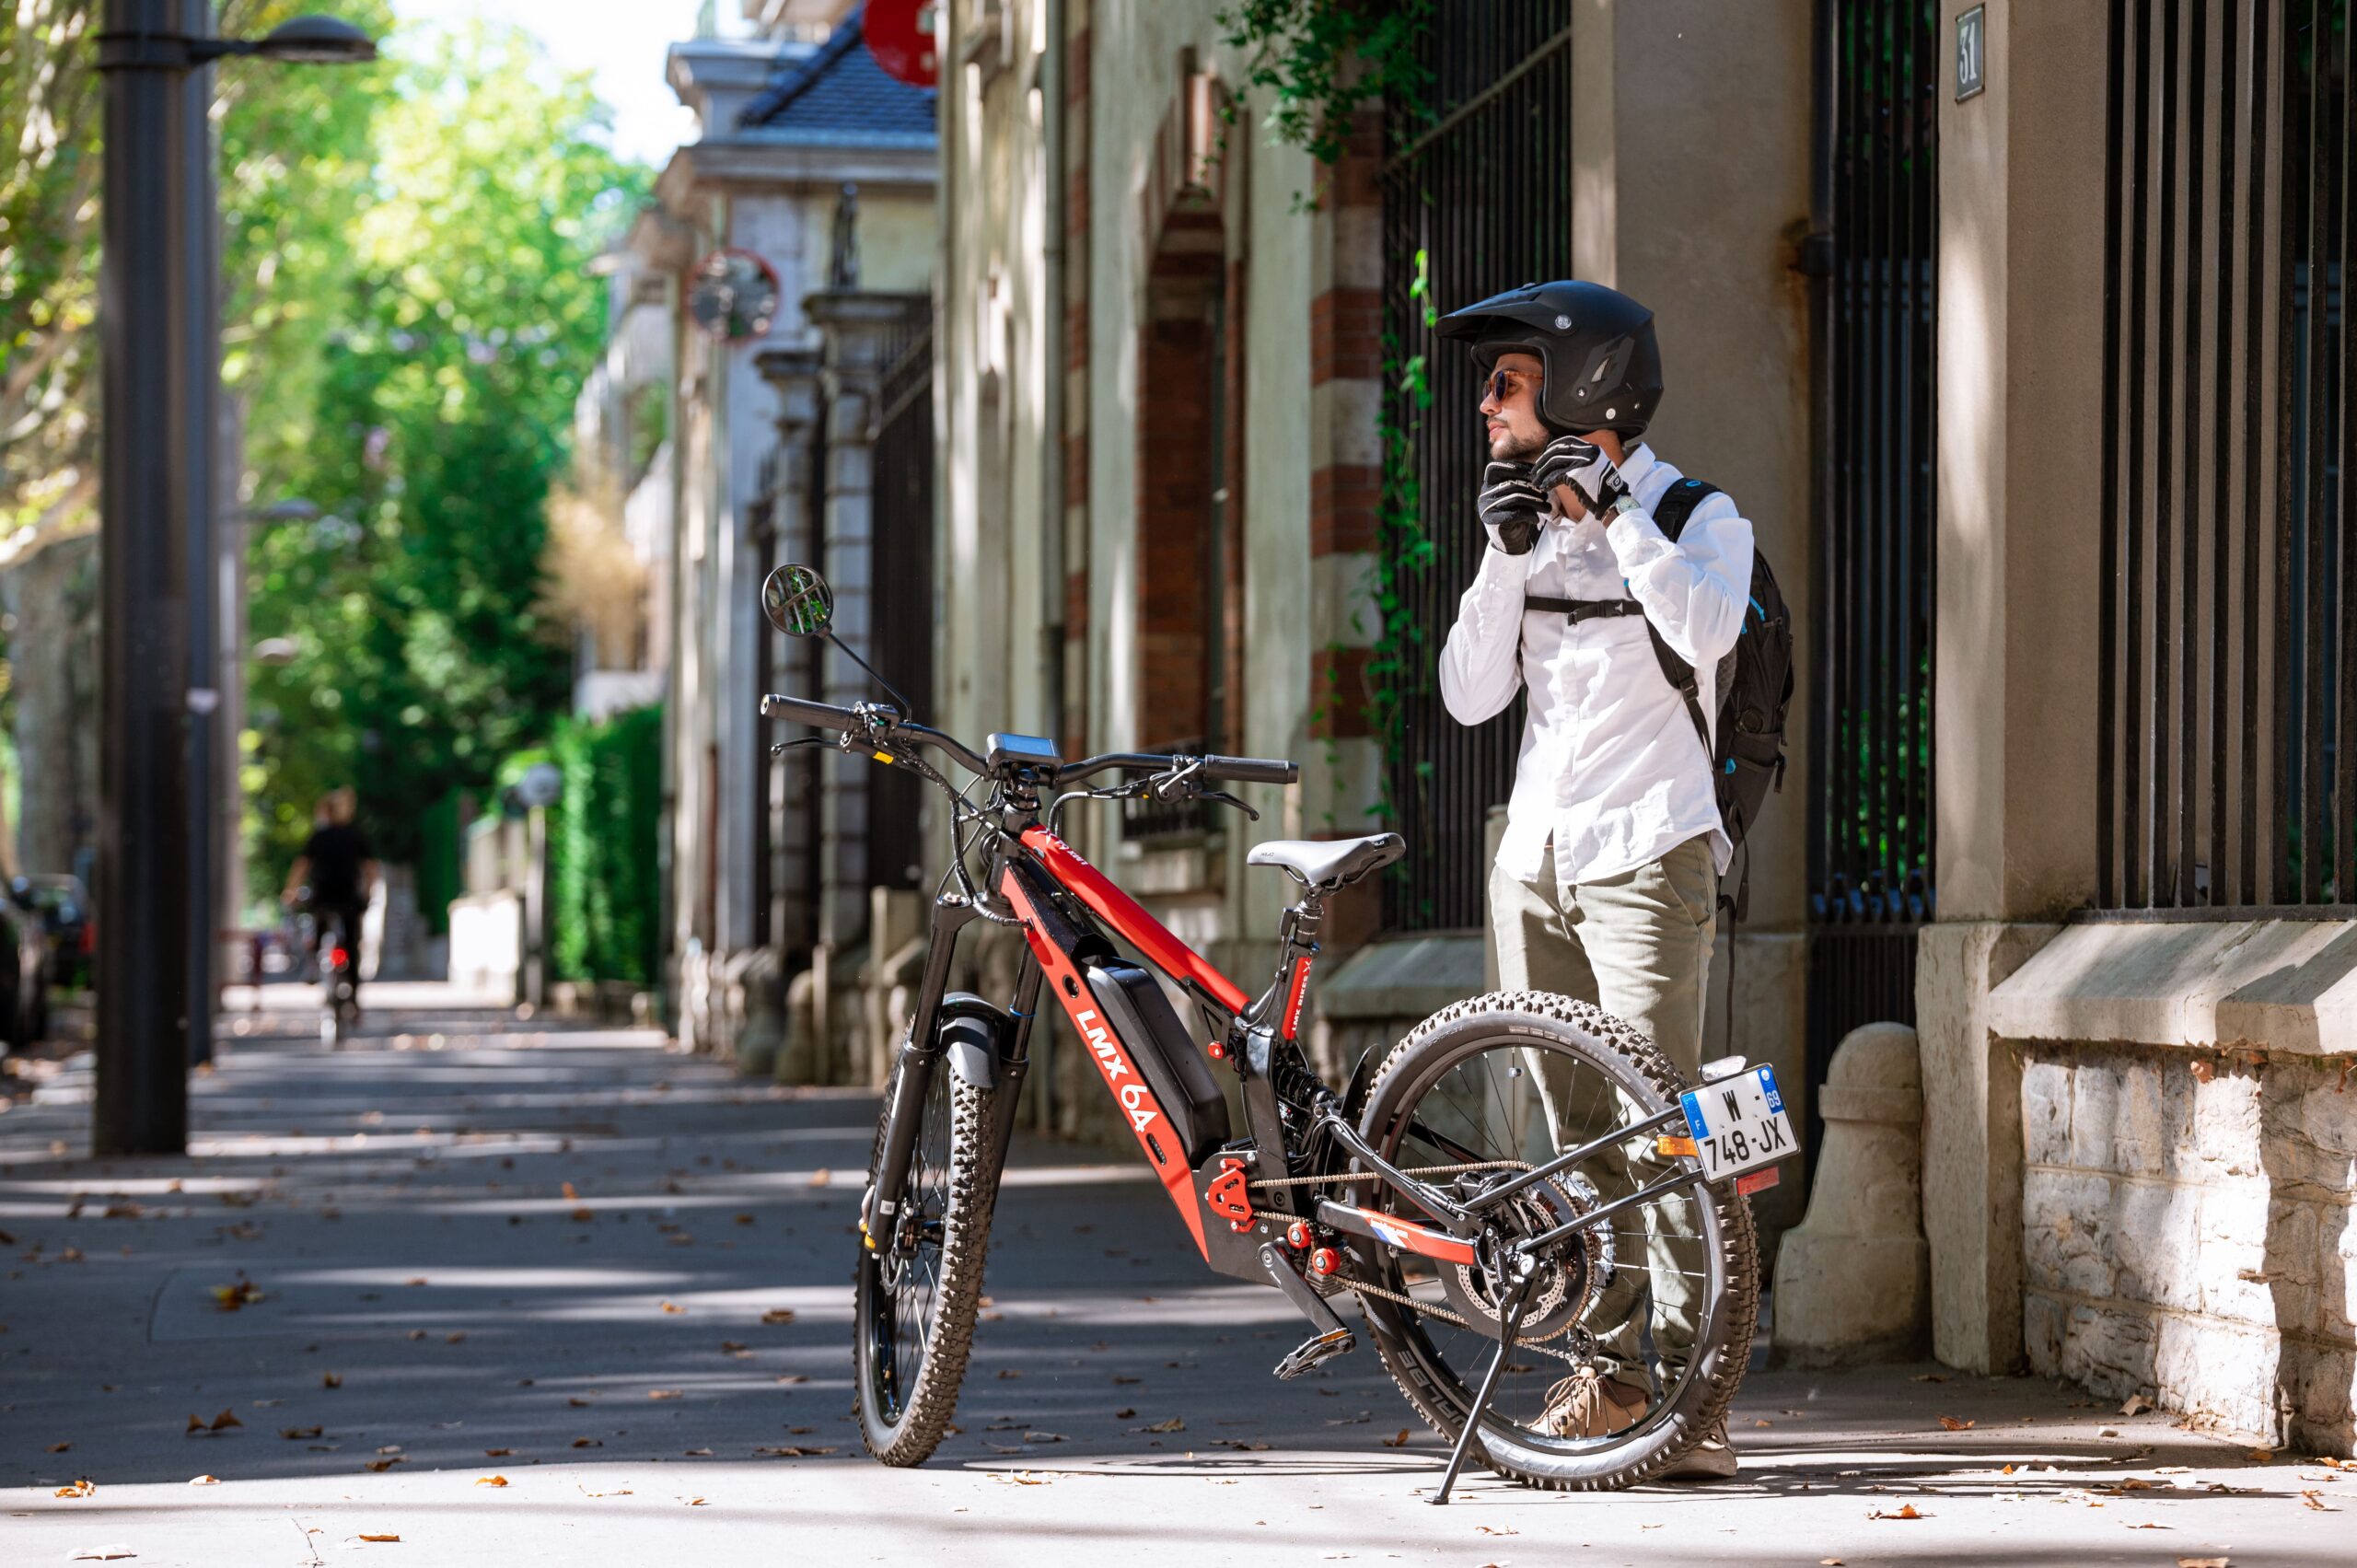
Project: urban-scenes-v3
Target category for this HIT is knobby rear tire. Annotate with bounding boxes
[852,1068,1003,1467]
[1356,989,1760,1493]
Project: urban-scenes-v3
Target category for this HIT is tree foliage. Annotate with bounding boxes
[244,21,646,880]
[0,0,102,546]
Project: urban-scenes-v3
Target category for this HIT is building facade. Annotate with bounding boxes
[920,0,2355,1452]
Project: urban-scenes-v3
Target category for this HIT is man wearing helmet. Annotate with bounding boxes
[1436,280,1754,1477]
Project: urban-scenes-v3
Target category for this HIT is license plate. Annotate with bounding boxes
[1678,1065,1797,1183]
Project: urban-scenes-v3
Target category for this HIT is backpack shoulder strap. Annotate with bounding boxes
[1650,477,1721,540]
[1636,479,1721,755]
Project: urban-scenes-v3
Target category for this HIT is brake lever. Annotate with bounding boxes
[770,738,828,757]
[1201,789,1260,821]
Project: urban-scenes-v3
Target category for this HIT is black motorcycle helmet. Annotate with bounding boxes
[1435,279,1664,438]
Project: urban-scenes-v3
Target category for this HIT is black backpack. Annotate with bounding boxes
[1527,477,1794,918]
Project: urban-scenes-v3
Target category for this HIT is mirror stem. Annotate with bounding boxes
[828,630,916,721]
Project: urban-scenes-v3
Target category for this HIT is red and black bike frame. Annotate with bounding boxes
[863,797,1487,1293]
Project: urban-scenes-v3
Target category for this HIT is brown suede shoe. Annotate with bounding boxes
[1538,1367,1649,1438]
[1655,1419,1738,1480]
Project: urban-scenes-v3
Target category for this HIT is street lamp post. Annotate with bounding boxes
[93,4,374,1156]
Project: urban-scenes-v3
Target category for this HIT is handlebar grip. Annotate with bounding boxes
[1200,753,1300,786]
[760,692,858,730]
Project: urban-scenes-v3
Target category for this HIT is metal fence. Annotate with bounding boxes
[868,321,935,890]
[1805,0,1940,1113]
[1377,1,1576,932]
[2097,0,2351,914]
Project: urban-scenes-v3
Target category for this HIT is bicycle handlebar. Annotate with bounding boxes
[760,693,1297,788]
[1053,751,1299,786]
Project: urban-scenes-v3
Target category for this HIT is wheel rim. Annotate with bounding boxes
[1365,1028,1730,1459]
[861,1063,954,1427]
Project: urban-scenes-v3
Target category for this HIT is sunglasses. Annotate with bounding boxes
[1482,366,1537,407]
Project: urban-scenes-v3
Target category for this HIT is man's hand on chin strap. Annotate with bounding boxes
[1478,459,1548,555]
[1535,433,1635,518]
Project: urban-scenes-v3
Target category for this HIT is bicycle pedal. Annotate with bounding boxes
[1272,1327,1355,1380]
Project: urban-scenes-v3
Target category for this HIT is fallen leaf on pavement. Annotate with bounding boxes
[1820,1560,1843,1566]
[1910,1373,1947,1383]
[682,1448,713,1457]
[1140,1417,1185,1433]
[720,1341,747,1353]
[2247,1447,2275,1462]
[281,1426,322,1440]
[996,1368,1023,1380]
[2121,1394,2154,1416]
[752,1445,837,1457]
[660,1301,687,1315]
[760,1309,795,1325]
[809,1169,831,1187]
[567,1398,594,1408]
[562,1182,579,1200]
[475,1475,508,1488]
[322,1373,343,1389]
[572,1438,602,1448]
[577,1485,633,1499]
[483,1447,512,1457]
[648,1389,682,1400]
[1210,1439,1271,1451]
[1937,1415,1975,1431]
[1869,1504,1926,1520]
[994,1471,1046,1486]
[404,1277,427,1287]
[2177,1558,2230,1567]
[55,1479,97,1498]
[1114,1408,1136,1419]
[1476,1524,1518,1536]
[188,1475,217,1486]
[357,1533,400,1542]
[48,1441,71,1452]
[685,1497,706,1506]
[1381,1430,1411,1448]
[64,1547,134,1561]
[445,1332,466,1344]
[362,1458,403,1472]
[569,1208,595,1223]
[2301,1491,2333,1511]
[210,1281,265,1311]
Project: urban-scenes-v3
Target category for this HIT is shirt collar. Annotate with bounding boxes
[1616,441,1657,488]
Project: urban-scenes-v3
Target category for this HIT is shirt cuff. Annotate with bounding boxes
[1604,505,1668,568]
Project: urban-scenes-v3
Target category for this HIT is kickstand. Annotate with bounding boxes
[1429,1270,1535,1505]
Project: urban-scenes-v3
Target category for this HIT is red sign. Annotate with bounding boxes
[863,0,937,89]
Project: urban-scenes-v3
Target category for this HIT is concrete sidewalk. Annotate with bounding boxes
[0,989,2347,1566]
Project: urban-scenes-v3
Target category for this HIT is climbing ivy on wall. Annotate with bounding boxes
[1216,0,1432,206]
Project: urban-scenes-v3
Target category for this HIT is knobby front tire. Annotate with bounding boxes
[852,1061,1003,1466]
[1354,990,1760,1493]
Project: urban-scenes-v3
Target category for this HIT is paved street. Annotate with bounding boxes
[0,989,2348,1566]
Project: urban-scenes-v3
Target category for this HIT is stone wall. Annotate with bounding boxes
[2020,1041,2357,1453]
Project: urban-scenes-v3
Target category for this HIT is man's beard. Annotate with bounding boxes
[1492,425,1547,462]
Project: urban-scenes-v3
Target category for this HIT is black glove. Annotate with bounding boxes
[1533,433,1632,517]
[1477,460,1547,555]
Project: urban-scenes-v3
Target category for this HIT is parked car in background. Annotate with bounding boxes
[0,883,50,1050]
[11,875,89,991]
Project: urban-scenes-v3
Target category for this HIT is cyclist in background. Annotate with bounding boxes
[282,788,378,1013]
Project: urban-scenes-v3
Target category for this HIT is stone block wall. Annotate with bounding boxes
[2020,1042,2357,1453]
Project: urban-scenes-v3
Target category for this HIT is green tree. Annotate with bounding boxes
[244,20,645,880]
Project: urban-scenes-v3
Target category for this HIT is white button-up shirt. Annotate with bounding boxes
[1438,444,1755,894]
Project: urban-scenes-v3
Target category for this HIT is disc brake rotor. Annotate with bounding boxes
[1434,1170,1614,1342]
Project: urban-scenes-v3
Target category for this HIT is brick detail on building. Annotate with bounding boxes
[1309,645,1373,740]
[1136,305,1215,747]
[1311,286,1382,384]
[1309,462,1378,558]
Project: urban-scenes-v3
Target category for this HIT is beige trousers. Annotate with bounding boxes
[1488,835,1717,1385]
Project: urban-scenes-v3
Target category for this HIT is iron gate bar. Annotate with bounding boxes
[2240,0,2272,906]
[1377,0,1576,932]
[2343,0,2357,910]
[2099,0,2351,911]
[2209,0,2240,911]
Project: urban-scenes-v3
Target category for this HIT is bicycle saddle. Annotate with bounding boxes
[1246,832,1405,889]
